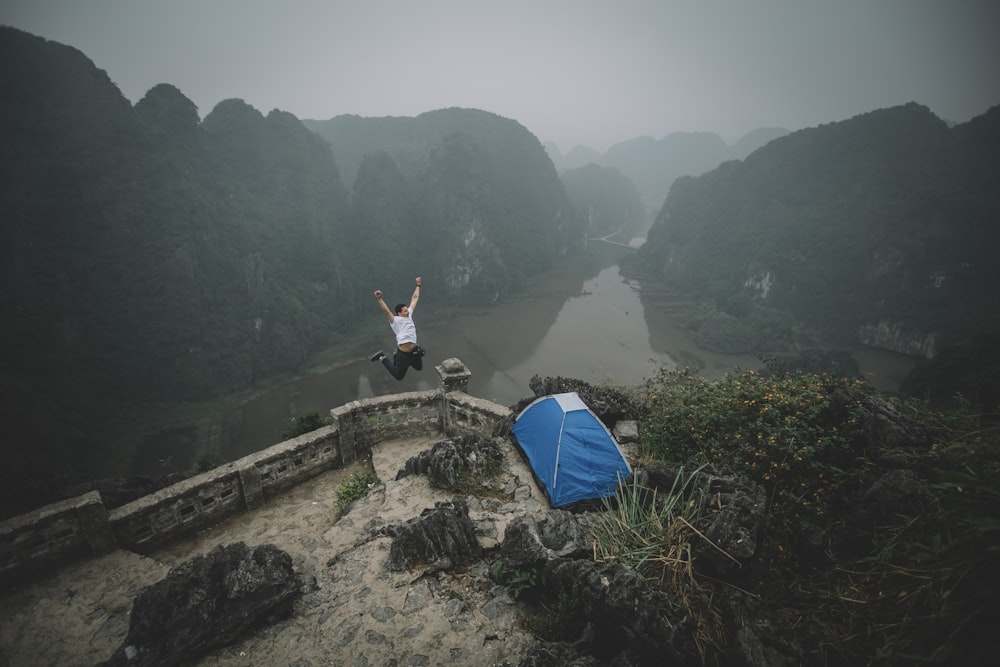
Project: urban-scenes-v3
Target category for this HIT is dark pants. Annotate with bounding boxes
[382,346,424,380]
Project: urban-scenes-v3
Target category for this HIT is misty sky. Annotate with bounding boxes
[3,0,998,152]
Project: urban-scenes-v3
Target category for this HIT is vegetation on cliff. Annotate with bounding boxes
[492,364,998,663]
[306,108,584,300]
[620,368,998,664]
[628,103,1000,355]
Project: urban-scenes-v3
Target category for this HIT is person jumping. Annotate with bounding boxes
[371,276,425,380]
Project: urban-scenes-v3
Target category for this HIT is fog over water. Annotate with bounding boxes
[210,242,918,465]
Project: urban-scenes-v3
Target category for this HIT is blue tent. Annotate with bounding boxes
[512,392,632,508]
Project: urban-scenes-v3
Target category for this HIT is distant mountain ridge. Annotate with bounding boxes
[545,127,789,227]
[629,102,1000,357]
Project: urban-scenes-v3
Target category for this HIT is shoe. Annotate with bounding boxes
[370,351,385,362]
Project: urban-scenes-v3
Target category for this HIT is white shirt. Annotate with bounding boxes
[390,305,417,346]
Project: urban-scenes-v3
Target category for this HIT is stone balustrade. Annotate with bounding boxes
[0,358,511,591]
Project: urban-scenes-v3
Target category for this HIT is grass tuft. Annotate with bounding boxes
[336,470,381,511]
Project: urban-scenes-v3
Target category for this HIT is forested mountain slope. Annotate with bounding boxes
[304,109,583,297]
[560,164,644,239]
[1,28,355,406]
[0,27,582,501]
[629,103,1000,356]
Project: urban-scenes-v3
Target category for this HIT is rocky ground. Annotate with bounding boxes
[0,435,552,667]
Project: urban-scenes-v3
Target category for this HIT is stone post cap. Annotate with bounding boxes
[436,358,471,392]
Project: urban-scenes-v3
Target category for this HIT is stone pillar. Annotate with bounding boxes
[330,401,361,464]
[76,491,116,555]
[436,358,471,394]
[238,463,265,511]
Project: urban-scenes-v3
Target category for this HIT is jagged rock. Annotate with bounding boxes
[853,469,928,522]
[612,420,639,443]
[832,468,930,559]
[519,641,608,667]
[530,558,699,666]
[516,375,643,427]
[396,434,504,491]
[383,499,482,571]
[632,464,767,578]
[498,511,597,567]
[699,476,767,577]
[520,622,645,666]
[829,387,932,459]
[99,542,300,667]
[733,626,802,667]
[899,331,1000,419]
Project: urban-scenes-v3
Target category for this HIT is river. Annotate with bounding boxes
[134,241,920,473]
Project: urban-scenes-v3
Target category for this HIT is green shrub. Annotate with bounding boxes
[634,367,1000,663]
[489,559,538,600]
[336,470,381,510]
[640,368,872,544]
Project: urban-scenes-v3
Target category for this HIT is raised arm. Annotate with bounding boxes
[409,276,421,310]
[374,289,394,324]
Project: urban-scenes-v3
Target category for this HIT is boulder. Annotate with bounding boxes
[732,626,802,667]
[99,542,301,667]
[498,511,597,567]
[832,468,930,559]
[612,419,639,443]
[899,331,1000,419]
[396,433,504,492]
[383,498,482,571]
[530,558,699,666]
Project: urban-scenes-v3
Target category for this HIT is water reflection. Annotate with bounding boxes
[495,266,678,399]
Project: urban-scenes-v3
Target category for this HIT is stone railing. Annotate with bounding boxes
[0,358,511,591]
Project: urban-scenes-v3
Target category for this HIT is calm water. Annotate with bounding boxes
[212,241,918,464]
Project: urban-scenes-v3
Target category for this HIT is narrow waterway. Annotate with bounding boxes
[208,241,918,465]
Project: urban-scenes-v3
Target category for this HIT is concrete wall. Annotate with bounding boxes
[0,359,510,591]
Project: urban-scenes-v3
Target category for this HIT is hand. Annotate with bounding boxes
[415,277,422,286]
[374,289,382,299]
